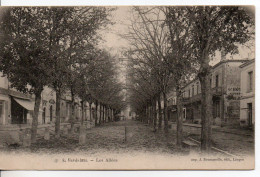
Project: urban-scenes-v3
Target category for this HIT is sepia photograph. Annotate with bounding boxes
[0,5,255,170]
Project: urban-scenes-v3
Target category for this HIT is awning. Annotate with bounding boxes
[13,97,35,111]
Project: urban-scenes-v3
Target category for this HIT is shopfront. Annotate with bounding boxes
[11,96,34,124]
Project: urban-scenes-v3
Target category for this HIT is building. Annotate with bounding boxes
[40,87,56,124]
[167,59,249,127]
[239,59,255,128]
[0,72,34,125]
[182,78,201,123]
[167,90,178,122]
[0,73,85,126]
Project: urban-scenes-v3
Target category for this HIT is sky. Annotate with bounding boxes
[99,7,132,85]
[99,6,255,112]
[100,6,255,67]
[100,7,131,55]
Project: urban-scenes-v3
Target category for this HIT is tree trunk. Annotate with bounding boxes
[112,109,114,121]
[104,106,106,122]
[107,107,109,122]
[145,105,147,123]
[102,105,105,123]
[55,91,61,138]
[158,93,162,129]
[153,97,157,131]
[176,85,183,148]
[106,107,108,122]
[81,101,84,125]
[108,107,110,122]
[89,102,92,122]
[109,108,112,122]
[31,89,42,143]
[70,87,75,133]
[149,103,152,125]
[163,91,168,132]
[199,71,212,152]
[99,103,102,125]
[146,104,149,123]
[95,100,98,126]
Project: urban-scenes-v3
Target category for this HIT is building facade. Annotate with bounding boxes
[0,73,87,126]
[167,90,177,122]
[239,59,255,128]
[167,59,249,127]
[0,72,34,125]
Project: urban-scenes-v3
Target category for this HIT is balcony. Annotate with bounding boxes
[182,87,222,105]
[182,97,191,104]
[211,87,222,96]
[182,93,201,105]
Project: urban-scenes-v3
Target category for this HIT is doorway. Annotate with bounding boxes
[11,97,27,124]
[247,103,253,127]
[42,107,46,124]
[0,101,4,125]
[50,105,53,122]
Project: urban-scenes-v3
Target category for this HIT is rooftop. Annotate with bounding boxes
[182,59,250,88]
[239,59,255,68]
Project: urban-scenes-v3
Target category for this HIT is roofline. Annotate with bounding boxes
[239,59,255,68]
[182,77,199,89]
[212,59,249,69]
[182,59,249,89]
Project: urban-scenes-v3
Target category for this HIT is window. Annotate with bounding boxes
[215,75,219,87]
[215,101,220,117]
[248,71,253,92]
[210,78,212,88]
[188,89,190,98]
[192,85,194,96]
[183,108,186,120]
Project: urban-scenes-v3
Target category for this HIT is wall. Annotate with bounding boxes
[240,62,255,99]
[0,74,10,125]
[211,64,223,88]
[240,61,255,127]
[183,79,201,98]
[0,94,11,125]
[240,97,254,127]
[0,73,8,89]
[223,62,246,125]
[180,60,248,126]
[38,86,56,125]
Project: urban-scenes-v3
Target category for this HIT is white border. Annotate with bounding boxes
[0,0,257,6]
[0,0,259,176]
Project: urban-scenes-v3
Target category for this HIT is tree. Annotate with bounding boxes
[86,50,125,124]
[183,6,254,151]
[126,56,158,127]
[162,6,196,147]
[124,7,174,132]
[46,7,113,137]
[0,7,54,142]
[0,6,115,141]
